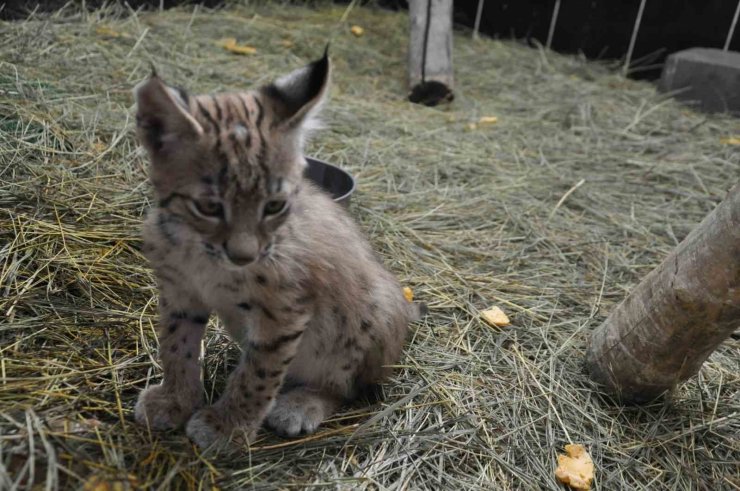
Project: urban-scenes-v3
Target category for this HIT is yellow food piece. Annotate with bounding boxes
[217,38,236,48]
[480,306,510,327]
[82,474,138,491]
[48,416,102,433]
[555,444,595,491]
[403,287,414,302]
[91,141,107,154]
[720,136,740,145]
[218,38,257,55]
[95,26,125,38]
[477,116,499,125]
[350,25,365,37]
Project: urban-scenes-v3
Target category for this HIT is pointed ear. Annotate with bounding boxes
[261,50,331,127]
[134,74,203,156]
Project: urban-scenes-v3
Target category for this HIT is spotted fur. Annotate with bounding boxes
[132,52,423,450]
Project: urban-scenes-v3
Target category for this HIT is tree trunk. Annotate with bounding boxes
[408,0,454,106]
[585,183,740,403]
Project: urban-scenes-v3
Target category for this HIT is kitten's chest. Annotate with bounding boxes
[150,244,264,309]
[187,262,265,310]
[194,266,285,340]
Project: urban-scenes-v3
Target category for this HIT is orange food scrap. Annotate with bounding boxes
[82,474,138,491]
[467,116,498,130]
[720,136,740,145]
[91,141,107,154]
[95,26,126,38]
[218,38,257,55]
[403,287,414,302]
[350,25,365,37]
[555,444,595,491]
[480,306,510,327]
[47,416,102,434]
[477,116,499,125]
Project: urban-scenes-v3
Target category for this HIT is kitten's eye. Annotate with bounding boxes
[263,200,287,216]
[189,199,224,219]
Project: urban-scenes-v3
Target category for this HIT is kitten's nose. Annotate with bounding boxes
[225,252,254,266]
[223,235,258,266]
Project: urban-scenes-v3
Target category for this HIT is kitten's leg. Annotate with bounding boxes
[135,287,209,430]
[185,313,308,449]
[265,385,341,437]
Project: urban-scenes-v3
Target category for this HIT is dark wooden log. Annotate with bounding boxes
[408,0,454,106]
[585,183,740,403]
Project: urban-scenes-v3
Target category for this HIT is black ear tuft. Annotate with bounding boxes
[136,113,165,152]
[261,50,331,126]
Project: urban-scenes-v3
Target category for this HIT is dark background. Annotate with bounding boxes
[450,0,740,80]
[4,0,738,80]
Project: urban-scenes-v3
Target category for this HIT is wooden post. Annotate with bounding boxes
[408,0,454,106]
[585,183,740,403]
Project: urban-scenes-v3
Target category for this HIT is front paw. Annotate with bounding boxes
[185,408,255,450]
[134,384,201,430]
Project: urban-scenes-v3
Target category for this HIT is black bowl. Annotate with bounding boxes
[305,157,356,206]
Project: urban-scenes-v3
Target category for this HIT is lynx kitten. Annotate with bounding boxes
[133,52,423,449]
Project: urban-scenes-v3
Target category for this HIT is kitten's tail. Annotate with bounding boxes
[408,301,428,322]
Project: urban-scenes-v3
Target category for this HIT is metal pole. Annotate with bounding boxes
[624,0,647,76]
[546,0,561,50]
[723,0,740,51]
[473,0,484,39]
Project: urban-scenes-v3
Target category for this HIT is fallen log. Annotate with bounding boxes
[585,183,740,403]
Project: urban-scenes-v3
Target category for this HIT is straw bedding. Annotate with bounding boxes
[0,1,738,489]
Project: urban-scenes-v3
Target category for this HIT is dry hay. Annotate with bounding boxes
[1,1,739,489]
